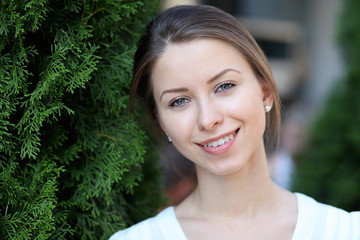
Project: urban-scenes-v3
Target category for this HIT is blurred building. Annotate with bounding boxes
[161,0,199,9]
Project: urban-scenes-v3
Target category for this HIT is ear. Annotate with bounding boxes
[262,85,274,108]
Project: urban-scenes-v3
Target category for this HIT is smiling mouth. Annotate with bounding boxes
[203,129,239,148]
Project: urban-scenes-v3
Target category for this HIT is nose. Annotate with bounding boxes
[197,100,224,131]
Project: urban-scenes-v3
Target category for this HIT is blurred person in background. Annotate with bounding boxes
[268,115,302,190]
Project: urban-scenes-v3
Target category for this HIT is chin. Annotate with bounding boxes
[207,159,249,177]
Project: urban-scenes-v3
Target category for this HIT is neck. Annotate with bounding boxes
[185,146,280,219]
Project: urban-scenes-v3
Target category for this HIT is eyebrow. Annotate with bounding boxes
[207,68,242,84]
[159,68,241,101]
[160,87,189,101]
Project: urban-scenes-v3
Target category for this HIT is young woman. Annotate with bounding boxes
[110,5,360,240]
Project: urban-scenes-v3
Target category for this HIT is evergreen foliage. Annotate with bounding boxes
[293,0,360,211]
[0,0,163,239]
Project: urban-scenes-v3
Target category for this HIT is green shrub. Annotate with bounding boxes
[0,0,163,239]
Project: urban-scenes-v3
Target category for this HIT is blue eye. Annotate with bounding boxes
[169,98,190,108]
[215,82,236,93]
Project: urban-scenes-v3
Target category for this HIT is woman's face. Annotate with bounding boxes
[152,39,273,176]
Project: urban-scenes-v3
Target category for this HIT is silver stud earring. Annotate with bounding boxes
[265,105,271,112]
[167,136,172,142]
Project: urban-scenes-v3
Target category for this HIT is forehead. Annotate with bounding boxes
[155,38,244,68]
[151,39,254,90]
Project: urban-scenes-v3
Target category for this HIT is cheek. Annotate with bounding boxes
[158,109,197,140]
[226,91,266,130]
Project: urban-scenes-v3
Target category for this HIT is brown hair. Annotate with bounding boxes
[129,5,281,150]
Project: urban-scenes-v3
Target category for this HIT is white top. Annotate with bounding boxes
[109,193,360,240]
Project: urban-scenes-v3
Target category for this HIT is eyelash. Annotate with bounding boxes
[168,81,236,108]
[215,81,236,93]
[169,97,190,108]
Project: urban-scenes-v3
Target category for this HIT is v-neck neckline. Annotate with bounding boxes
[166,193,315,240]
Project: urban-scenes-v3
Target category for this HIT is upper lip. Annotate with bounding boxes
[196,129,239,146]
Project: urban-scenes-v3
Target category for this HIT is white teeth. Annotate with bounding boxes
[204,133,234,148]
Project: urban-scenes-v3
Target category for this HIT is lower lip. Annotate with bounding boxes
[198,131,238,156]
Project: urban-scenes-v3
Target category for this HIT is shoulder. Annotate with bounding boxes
[108,207,186,240]
[293,193,360,240]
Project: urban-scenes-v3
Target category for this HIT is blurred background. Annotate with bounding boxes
[158,0,360,211]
